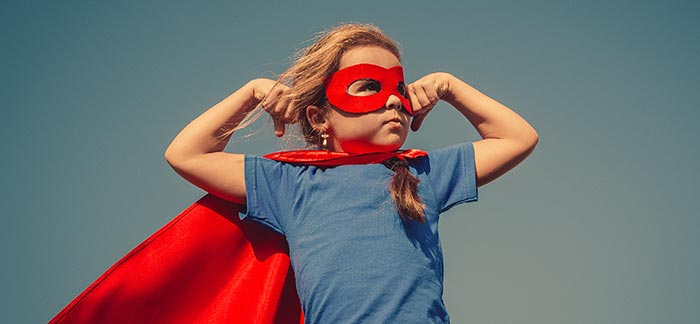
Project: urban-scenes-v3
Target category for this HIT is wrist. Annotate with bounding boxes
[436,72,457,102]
[246,78,268,103]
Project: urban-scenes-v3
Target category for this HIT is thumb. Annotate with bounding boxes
[411,114,427,132]
[273,118,285,137]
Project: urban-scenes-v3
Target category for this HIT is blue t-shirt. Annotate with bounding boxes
[241,143,478,323]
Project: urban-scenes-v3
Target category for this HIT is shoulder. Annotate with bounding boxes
[427,142,474,158]
[410,143,475,171]
[411,143,479,211]
[244,154,327,184]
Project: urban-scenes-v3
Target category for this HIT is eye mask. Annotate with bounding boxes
[325,63,413,115]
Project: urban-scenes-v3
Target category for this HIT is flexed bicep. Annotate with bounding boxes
[167,152,247,204]
[435,73,538,187]
[165,79,294,202]
[472,137,537,187]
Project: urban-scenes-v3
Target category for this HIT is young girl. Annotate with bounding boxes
[165,23,537,323]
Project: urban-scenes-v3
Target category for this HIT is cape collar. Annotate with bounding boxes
[262,149,427,166]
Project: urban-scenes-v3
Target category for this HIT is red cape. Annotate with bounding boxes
[49,150,426,324]
[49,195,303,324]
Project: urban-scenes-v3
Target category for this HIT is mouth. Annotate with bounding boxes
[384,117,404,125]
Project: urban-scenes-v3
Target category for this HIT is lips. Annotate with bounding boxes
[384,117,403,125]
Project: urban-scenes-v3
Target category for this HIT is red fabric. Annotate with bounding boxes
[324,63,413,115]
[262,149,427,166]
[49,195,303,324]
[50,149,426,323]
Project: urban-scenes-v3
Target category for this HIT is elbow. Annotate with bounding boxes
[526,127,539,151]
[164,144,185,170]
[512,125,538,158]
[164,145,175,165]
[164,149,175,167]
[521,126,539,157]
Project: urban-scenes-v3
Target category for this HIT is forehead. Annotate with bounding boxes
[339,46,401,70]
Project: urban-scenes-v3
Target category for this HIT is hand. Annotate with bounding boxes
[406,72,452,131]
[251,78,295,137]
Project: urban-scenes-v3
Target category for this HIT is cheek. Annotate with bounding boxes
[329,118,374,141]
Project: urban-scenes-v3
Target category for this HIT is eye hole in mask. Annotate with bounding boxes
[397,81,407,97]
[347,79,408,98]
[347,79,381,96]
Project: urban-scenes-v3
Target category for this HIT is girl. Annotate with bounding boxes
[165,23,538,323]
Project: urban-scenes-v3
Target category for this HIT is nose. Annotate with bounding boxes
[385,94,402,111]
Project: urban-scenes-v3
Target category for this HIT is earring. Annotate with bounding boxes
[319,130,329,150]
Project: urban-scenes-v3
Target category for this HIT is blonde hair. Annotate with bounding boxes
[283,23,402,144]
[241,23,426,222]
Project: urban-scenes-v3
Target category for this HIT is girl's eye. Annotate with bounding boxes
[397,82,407,97]
[347,79,381,96]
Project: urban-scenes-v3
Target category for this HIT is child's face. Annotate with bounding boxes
[324,46,410,153]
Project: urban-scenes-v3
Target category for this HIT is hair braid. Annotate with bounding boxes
[383,158,426,223]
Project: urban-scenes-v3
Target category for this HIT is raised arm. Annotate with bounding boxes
[164,78,289,203]
[408,73,538,187]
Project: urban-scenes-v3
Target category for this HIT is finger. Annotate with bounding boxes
[414,83,433,110]
[407,84,423,112]
[266,83,288,106]
[408,83,432,118]
[274,94,292,123]
[261,88,282,114]
[411,83,436,131]
[284,98,298,123]
[424,83,440,106]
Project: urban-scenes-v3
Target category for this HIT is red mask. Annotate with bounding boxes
[325,63,413,115]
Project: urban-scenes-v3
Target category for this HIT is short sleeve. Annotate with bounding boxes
[239,155,295,234]
[421,143,478,212]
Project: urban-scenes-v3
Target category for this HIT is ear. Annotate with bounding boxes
[306,105,328,129]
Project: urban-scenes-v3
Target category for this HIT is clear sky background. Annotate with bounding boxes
[3,1,699,323]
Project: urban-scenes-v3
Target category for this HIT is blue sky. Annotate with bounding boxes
[2,1,699,323]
